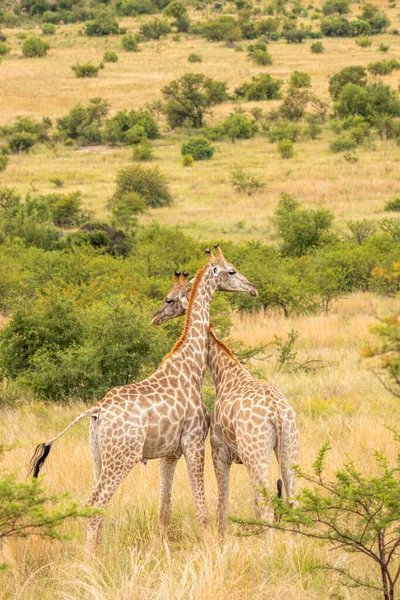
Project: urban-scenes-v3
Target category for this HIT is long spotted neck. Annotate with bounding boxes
[207,330,251,396]
[163,266,216,382]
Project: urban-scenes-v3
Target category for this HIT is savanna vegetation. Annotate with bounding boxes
[0,0,400,596]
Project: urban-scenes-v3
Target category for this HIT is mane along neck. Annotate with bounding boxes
[208,327,249,386]
[162,266,211,367]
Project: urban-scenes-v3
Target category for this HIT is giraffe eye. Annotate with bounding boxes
[166,299,174,304]
[228,270,236,275]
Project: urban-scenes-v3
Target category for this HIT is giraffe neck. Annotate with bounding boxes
[207,330,250,395]
[162,266,216,380]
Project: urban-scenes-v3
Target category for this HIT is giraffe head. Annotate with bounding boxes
[205,244,258,297]
[152,271,191,325]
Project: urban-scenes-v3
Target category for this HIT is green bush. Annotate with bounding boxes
[266,119,302,142]
[356,36,372,47]
[49,192,86,228]
[164,0,190,32]
[231,166,265,195]
[188,53,202,63]
[132,141,153,161]
[0,154,9,171]
[103,50,118,62]
[368,60,393,76]
[22,37,49,57]
[328,66,367,99]
[289,70,311,89]
[330,135,358,152]
[348,19,371,37]
[279,89,310,120]
[196,16,242,42]
[277,139,294,158]
[235,73,282,100]
[275,193,334,256]
[334,81,400,119]
[84,11,120,36]
[310,40,324,52]
[322,0,350,15]
[103,109,159,144]
[384,198,400,212]
[222,113,256,141]
[379,43,389,52]
[121,33,139,51]
[182,153,193,167]
[252,49,272,65]
[110,192,146,229]
[72,62,100,78]
[112,164,173,208]
[56,98,109,145]
[320,16,349,36]
[181,137,215,160]
[41,23,56,35]
[283,28,307,43]
[0,41,11,56]
[116,0,155,16]
[140,18,171,40]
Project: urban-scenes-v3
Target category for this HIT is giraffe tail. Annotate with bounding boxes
[28,406,100,479]
[275,413,284,501]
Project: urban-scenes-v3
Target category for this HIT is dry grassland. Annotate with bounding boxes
[0,9,400,240]
[1,293,400,599]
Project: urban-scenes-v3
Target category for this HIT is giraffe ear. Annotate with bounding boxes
[181,296,189,309]
[212,265,221,277]
[189,278,195,284]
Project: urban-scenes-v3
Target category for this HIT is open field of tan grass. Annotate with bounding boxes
[1,293,400,599]
[1,10,400,241]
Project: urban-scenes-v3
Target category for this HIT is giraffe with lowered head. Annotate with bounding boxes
[153,258,299,537]
[29,245,258,550]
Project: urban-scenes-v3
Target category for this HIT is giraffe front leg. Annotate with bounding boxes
[181,434,210,537]
[211,445,231,540]
[158,456,179,540]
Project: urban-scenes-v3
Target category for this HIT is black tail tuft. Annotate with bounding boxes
[29,443,52,479]
[277,478,283,499]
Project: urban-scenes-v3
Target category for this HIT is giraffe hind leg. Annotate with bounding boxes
[158,456,179,539]
[89,417,102,485]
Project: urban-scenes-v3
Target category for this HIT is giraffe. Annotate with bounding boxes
[29,245,258,551]
[152,259,299,537]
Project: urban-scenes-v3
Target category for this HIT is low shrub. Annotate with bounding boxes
[384,198,400,212]
[223,113,256,141]
[368,60,393,76]
[84,12,120,36]
[72,62,100,78]
[41,23,56,35]
[112,164,173,208]
[0,154,9,171]
[235,73,282,100]
[140,18,171,40]
[266,119,303,142]
[181,137,214,160]
[310,41,324,53]
[0,42,11,56]
[103,51,118,62]
[278,139,294,158]
[356,36,372,47]
[103,109,159,144]
[330,135,357,152]
[121,33,139,51]
[188,53,202,62]
[231,165,265,195]
[252,49,272,65]
[22,37,50,57]
[379,43,389,52]
[56,98,109,145]
[8,132,38,153]
[132,141,153,161]
[182,153,193,167]
[289,70,311,89]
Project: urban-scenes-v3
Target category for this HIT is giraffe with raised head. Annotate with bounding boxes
[153,259,299,537]
[29,245,258,551]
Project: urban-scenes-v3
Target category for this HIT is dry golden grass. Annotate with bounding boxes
[0,11,400,240]
[1,292,400,599]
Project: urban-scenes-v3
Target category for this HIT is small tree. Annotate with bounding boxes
[121,33,139,52]
[22,37,49,57]
[234,438,400,600]
[164,0,190,32]
[310,41,324,53]
[328,66,367,99]
[231,166,266,195]
[140,18,171,40]
[289,70,311,89]
[235,73,282,101]
[278,139,294,158]
[103,51,118,63]
[162,73,228,128]
[223,113,256,142]
[84,12,120,36]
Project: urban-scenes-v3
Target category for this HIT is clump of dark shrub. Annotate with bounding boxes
[41,23,56,35]
[384,198,400,212]
[72,62,101,78]
[188,53,202,62]
[0,41,11,56]
[112,164,173,208]
[84,11,120,36]
[116,0,155,16]
[121,33,139,51]
[103,51,118,62]
[235,73,282,100]
[181,137,215,160]
[222,112,256,141]
[328,66,367,99]
[1,116,51,153]
[103,109,159,144]
[22,37,50,57]
[310,41,324,52]
[140,18,171,39]
[195,16,242,43]
[56,98,109,145]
